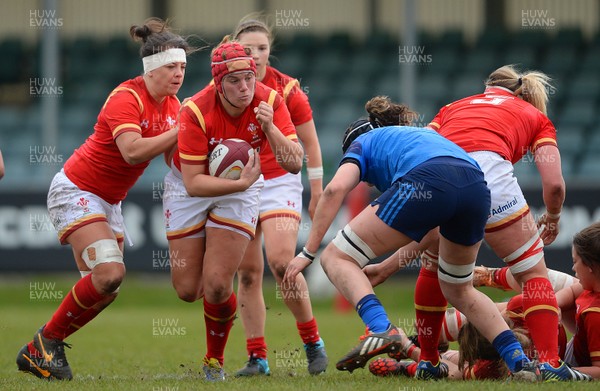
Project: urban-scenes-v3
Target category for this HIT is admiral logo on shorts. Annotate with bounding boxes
[491,196,518,216]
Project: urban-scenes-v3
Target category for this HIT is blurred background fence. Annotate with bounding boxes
[1,0,599,274]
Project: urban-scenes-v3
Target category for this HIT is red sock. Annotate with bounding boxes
[44,274,104,340]
[247,337,267,360]
[522,277,559,364]
[415,268,447,365]
[493,267,513,290]
[63,307,101,339]
[204,293,237,365]
[297,317,320,345]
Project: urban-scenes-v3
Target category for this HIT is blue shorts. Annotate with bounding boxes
[372,157,490,246]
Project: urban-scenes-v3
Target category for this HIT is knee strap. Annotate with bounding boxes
[331,225,377,268]
[437,256,475,284]
[81,239,123,270]
[504,233,544,274]
[81,239,123,293]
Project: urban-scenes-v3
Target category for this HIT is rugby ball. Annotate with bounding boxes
[209,138,254,180]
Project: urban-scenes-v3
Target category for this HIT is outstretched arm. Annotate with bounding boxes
[283,163,360,282]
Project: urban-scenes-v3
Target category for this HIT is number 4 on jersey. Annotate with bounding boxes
[469,97,510,105]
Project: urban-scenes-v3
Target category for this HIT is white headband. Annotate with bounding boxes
[142,48,186,74]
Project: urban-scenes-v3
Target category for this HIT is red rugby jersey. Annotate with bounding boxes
[64,76,180,204]
[261,66,312,126]
[175,81,297,180]
[260,66,312,179]
[573,290,600,366]
[429,87,557,164]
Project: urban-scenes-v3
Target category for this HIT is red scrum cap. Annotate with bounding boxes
[505,294,525,328]
[211,42,256,93]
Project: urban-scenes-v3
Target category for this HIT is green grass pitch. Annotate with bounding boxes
[0,273,594,390]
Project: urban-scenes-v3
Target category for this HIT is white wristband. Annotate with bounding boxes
[307,166,323,180]
[546,211,561,219]
[297,247,316,263]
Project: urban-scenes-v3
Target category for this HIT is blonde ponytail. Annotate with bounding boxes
[485,64,552,115]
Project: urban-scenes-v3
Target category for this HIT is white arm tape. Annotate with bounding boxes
[81,239,123,270]
[307,166,323,180]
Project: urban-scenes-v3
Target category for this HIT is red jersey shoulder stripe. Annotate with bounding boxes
[267,89,277,107]
[179,152,207,163]
[429,121,441,129]
[531,137,557,152]
[581,307,600,315]
[282,79,300,101]
[184,100,206,133]
[102,87,144,113]
[111,123,142,138]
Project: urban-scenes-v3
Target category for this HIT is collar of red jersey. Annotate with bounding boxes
[484,86,514,95]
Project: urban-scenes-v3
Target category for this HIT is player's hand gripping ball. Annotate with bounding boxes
[209,138,254,180]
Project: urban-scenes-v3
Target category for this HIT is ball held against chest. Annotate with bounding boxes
[209,138,254,179]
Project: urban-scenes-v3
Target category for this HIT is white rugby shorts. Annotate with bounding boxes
[468,151,530,232]
[162,169,263,241]
[258,172,303,222]
[47,169,125,244]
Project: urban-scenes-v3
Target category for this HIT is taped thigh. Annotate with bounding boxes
[331,225,377,268]
[437,256,475,284]
[81,239,123,270]
[503,233,544,275]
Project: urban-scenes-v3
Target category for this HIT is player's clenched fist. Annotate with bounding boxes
[254,101,274,133]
